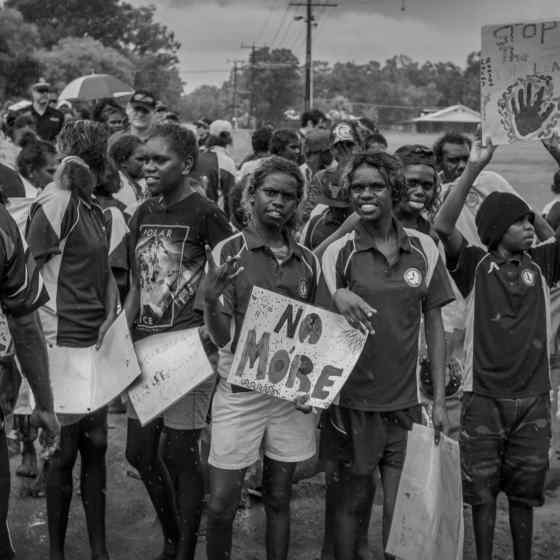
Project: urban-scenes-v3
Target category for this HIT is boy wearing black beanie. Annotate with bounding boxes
[435,139,555,560]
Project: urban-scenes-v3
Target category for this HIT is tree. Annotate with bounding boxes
[132,54,184,107]
[241,47,302,124]
[177,85,230,122]
[6,0,179,61]
[461,51,481,110]
[35,37,136,92]
[0,8,42,98]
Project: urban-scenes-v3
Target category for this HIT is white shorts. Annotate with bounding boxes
[163,376,216,431]
[209,379,316,470]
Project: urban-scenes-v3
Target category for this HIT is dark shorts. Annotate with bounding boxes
[319,405,421,476]
[460,392,551,507]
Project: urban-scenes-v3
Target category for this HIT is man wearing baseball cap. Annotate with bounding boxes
[300,120,360,222]
[29,79,64,142]
[124,90,157,141]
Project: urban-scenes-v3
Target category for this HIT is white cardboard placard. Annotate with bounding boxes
[227,287,367,409]
[128,328,214,426]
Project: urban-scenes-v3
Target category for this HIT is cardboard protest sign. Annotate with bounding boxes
[48,312,141,414]
[227,287,367,409]
[481,20,560,144]
[128,328,214,426]
[386,424,464,560]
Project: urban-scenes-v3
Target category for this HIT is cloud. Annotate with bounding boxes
[127,0,560,92]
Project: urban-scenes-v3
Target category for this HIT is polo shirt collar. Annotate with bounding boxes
[354,217,412,253]
[489,250,530,266]
[244,225,303,259]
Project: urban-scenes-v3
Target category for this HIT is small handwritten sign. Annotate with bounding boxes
[227,287,367,409]
[128,328,214,426]
[482,20,560,144]
[48,313,141,414]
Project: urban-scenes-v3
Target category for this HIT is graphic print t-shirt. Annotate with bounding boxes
[129,192,232,340]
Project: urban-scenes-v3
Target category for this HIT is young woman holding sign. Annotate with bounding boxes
[26,120,118,560]
[203,156,321,560]
[123,123,232,560]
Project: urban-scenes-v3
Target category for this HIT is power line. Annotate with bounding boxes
[269,4,292,49]
[254,2,277,45]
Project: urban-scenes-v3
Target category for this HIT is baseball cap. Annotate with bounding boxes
[304,129,331,153]
[129,90,156,110]
[331,122,358,146]
[155,101,168,113]
[31,78,51,92]
[209,119,233,137]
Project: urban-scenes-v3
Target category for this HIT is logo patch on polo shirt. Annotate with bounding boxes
[297,278,310,299]
[521,268,536,286]
[403,267,423,287]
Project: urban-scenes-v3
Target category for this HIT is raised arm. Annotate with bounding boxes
[434,139,496,258]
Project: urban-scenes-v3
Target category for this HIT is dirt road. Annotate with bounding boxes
[9,413,560,559]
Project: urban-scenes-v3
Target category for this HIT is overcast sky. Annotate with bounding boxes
[129,0,560,92]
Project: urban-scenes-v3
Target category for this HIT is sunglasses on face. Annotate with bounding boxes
[131,105,150,115]
[35,88,49,94]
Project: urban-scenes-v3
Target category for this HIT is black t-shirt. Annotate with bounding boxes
[129,191,232,340]
[0,163,25,198]
[31,106,64,142]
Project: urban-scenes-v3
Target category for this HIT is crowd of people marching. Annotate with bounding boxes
[0,77,558,560]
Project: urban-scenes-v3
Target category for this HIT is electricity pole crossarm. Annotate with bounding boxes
[290,1,337,112]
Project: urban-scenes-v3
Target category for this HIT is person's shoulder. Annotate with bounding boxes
[323,230,356,260]
[404,226,439,252]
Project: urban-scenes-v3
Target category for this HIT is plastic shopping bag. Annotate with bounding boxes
[386,423,464,560]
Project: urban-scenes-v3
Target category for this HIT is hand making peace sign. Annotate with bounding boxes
[204,244,245,301]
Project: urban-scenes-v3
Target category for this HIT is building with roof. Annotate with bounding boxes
[411,104,481,134]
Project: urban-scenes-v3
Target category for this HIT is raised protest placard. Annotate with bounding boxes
[128,328,214,426]
[227,287,367,409]
[386,424,464,560]
[48,312,141,414]
[481,20,560,144]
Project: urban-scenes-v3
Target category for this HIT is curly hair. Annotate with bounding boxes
[16,136,56,179]
[269,129,300,156]
[149,123,199,168]
[243,156,305,231]
[340,151,407,206]
[56,120,109,177]
[108,134,143,167]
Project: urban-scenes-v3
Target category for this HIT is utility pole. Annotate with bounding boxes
[241,42,267,126]
[291,1,337,112]
[227,59,245,123]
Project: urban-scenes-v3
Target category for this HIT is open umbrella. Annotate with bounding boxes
[58,74,134,102]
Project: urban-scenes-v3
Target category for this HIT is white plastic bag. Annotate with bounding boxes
[386,423,464,560]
